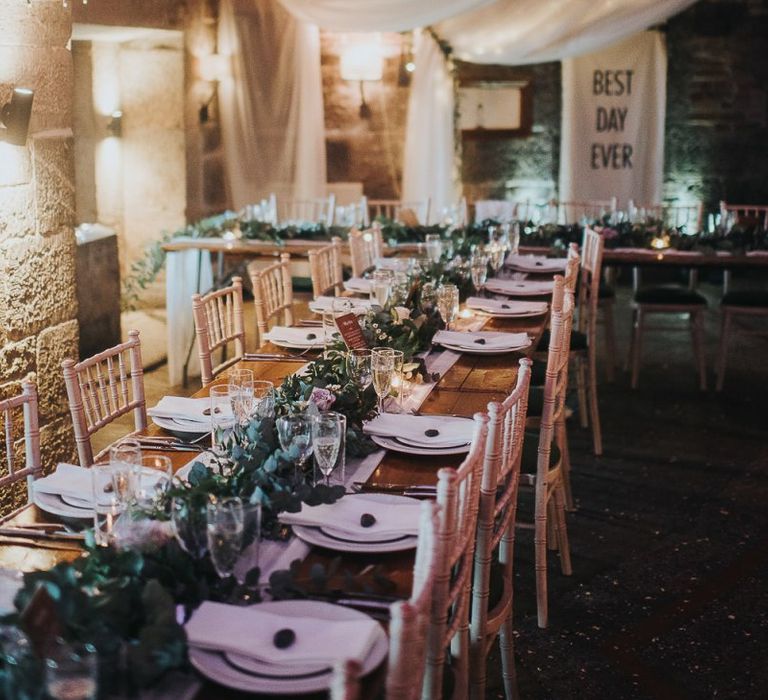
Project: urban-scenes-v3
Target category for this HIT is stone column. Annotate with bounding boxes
[0,1,78,514]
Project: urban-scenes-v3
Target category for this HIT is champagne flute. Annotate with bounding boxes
[346,349,373,390]
[425,233,442,263]
[311,413,342,487]
[109,438,142,507]
[206,496,244,579]
[370,270,393,307]
[228,369,254,426]
[276,414,314,474]
[252,380,275,419]
[171,496,208,559]
[437,284,460,331]
[209,385,235,451]
[371,348,395,415]
[471,255,489,295]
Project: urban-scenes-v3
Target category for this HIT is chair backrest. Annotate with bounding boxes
[720,201,768,230]
[0,380,42,508]
[308,236,344,297]
[191,277,246,386]
[578,227,605,338]
[247,254,294,346]
[557,198,617,225]
[629,200,703,232]
[336,197,369,228]
[564,242,581,294]
[469,358,532,659]
[368,199,431,226]
[277,194,336,227]
[423,412,488,699]
[62,330,147,467]
[348,227,384,277]
[473,199,517,224]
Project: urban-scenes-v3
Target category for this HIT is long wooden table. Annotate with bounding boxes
[1,303,550,698]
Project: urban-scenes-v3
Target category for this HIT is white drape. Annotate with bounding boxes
[276,0,496,32]
[219,0,325,209]
[401,32,459,224]
[559,31,667,207]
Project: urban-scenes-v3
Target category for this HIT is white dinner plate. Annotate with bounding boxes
[437,339,532,355]
[484,281,554,297]
[264,335,333,350]
[150,415,210,438]
[188,600,388,695]
[468,305,547,319]
[32,491,93,519]
[370,434,471,456]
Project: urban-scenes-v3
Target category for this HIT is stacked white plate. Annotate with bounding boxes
[505,253,567,273]
[364,413,475,456]
[432,329,532,355]
[263,326,332,349]
[465,296,548,318]
[308,296,372,315]
[343,277,372,294]
[484,278,555,297]
[147,396,211,438]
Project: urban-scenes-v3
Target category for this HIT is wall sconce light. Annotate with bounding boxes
[106,110,122,137]
[0,88,34,146]
[340,35,383,119]
[398,35,415,87]
[196,53,231,124]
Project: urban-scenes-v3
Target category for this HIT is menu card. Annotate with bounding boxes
[335,313,368,350]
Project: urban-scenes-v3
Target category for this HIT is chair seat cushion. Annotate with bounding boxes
[721,290,768,308]
[521,430,560,470]
[530,359,547,386]
[537,328,588,352]
[634,285,707,306]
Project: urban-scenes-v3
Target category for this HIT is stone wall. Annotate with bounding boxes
[0,0,78,515]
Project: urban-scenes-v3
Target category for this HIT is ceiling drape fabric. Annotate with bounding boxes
[401,31,460,223]
[218,0,325,210]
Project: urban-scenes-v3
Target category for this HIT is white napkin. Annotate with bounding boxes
[309,296,372,313]
[505,254,567,272]
[343,277,372,294]
[432,329,530,350]
[33,463,96,502]
[484,278,554,296]
[466,297,547,316]
[279,494,422,538]
[186,601,380,666]
[147,397,210,425]
[364,413,475,448]
[264,326,329,346]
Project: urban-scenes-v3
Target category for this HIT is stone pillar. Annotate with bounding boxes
[0,1,78,514]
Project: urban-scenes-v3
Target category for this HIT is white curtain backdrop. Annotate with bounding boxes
[559,31,667,207]
[219,0,326,209]
[277,0,496,32]
[401,32,459,224]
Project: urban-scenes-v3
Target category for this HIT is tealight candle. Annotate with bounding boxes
[459,308,474,319]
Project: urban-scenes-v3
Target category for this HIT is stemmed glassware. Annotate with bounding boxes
[171,496,208,559]
[228,369,254,426]
[425,233,442,263]
[311,413,343,487]
[133,455,172,510]
[252,380,275,419]
[276,414,315,475]
[437,284,460,330]
[371,347,395,414]
[109,438,142,507]
[370,270,393,308]
[206,496,244,579]
[209,385,236,450]
[346,349,373,390]
[471,255,489,295]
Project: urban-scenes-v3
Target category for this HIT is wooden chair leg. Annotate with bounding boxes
[553,483,573,576]
[557,419,574,511]
[499,611,519,700]
[587,345,603,456]
[716,308,731,392]
[631,307,644,389]
[534,491,549,629]
[575,355,588,429]
[546,500,558,550]
[691,310,707,391]
[602,300,617,383]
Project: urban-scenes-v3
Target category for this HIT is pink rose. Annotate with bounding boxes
[309,387,336,411]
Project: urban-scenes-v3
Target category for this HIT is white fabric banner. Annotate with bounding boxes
[559,31,667,207]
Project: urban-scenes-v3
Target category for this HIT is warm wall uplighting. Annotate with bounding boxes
[0,88,34,146]
[197,54,231,83]
[340,34,383,119]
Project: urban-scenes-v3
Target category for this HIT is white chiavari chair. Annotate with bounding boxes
[719,201,768,230]
[524,276,575,628]
[348,227,384,277]
[423,413,488,700]
[469,359,532,699]
[368,199,431,226]
[628,200,704,232]
[309,236,344,298]
[336,196,369,228]
[191,277,246,387]
[557,198,617,225]
[276,194,336,227]
[247,254,294,347]
[473,199,517,224]
[716,291,768,391]
[0,380,42,521]
[62,331,147,467]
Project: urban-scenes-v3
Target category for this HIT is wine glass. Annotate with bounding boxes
[276,414,315,474]
[370,270,393,307]
[346,349,373,390]
[425,234,442,263]
[171,496,208,559]
[252,380,275,419]
[209,385,235,451]
[371,348,395,415]
[437,284,460,330]
[109,438,142,507]
[206,496,244,579]
[228,369,254,426]
[488,243,506,275]
[311,413,342,487]
[133,455,172,510]
[471,255,489,295]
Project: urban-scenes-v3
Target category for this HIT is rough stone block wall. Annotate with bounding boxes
[0,0,78,516]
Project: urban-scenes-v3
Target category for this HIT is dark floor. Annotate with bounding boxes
[495,283,768,699]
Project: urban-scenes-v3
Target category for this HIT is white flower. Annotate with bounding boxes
[394,306,411,322]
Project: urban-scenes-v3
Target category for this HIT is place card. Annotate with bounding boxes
[335,313,368,350]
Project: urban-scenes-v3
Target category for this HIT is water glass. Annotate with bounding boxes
[44,640,98,700]
[471,255,489,293]
[437,284,460,330]
[209,385,235,449]
[371,348,395,414]
[276,414,314,473]
[206,496,244,579]
[312,413,342,487]
[109,439,142,506]
[252,380,275,419]
[346,349,373,390]
[171,496,208,559]
[92,463,123,547]
[425,233,442,263]
[133,455,172,510]
[228,369,254,426]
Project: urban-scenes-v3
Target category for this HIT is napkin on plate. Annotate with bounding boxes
[343,277,372,294]
[186,601,380,666]
[33,463,95,501]
[364,413,475,448]
[484,278,554,296]
[309,296,372,313]
[505,254,567,272]
[432,329,530,351]
[466,297,547,316]
[264,326,329,346]
[279,494,422,538]
[147,397,210,424]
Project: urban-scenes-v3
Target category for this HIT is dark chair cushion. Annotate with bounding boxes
[721,290,768,308]
[291,276,313,293]
[537,328,588,352]
[527,386,544,416]
[522,430,561,470]
[530,359,547,386]
[633,285,707,306]
[598,283,615,299]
